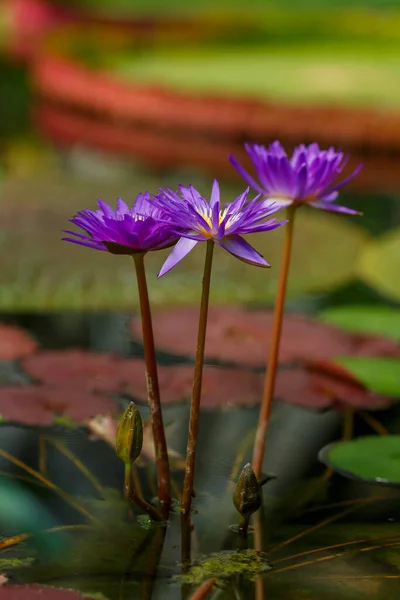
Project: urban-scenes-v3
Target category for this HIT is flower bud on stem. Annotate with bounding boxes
[233,463,262,536]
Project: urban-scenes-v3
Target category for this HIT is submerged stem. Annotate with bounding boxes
[124,462,162,521]
[181,240,214,514]
[252,206,296,479]
[133,253,170,516]
[188,578,217,600]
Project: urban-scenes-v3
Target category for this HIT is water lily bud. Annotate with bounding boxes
[116,402,143,464]
[233,463,261,517]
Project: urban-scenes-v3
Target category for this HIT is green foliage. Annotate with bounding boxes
[357,228,400,302]
[176,550,272,585]
[319,305,400,341]
[334,357,400,397]
[319,435,400,485]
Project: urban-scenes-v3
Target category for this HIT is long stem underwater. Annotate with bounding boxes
[133,254,171,515]
[181,240,214,514]
[124,462,162,521]
[252,206,297,479]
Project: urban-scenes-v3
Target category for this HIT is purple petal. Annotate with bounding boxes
[237,218,289,234]
[210,179,220,208]
[229,155,266,194]
[158,237,198,278]
[216,235,270,268]
[97,200,115,218]
[308,200,362,215]
[62,236,106,250]
[323,163,363,195]
[116,198,131,217]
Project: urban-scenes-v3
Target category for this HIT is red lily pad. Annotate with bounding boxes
[21,350,263,407]
[0,585,86,599]
[22,350,147,394]
[0,385,118,426]
[275,362,393,411]
[0,323,37,361]
[156,365,263,408]
[130,308,359,367]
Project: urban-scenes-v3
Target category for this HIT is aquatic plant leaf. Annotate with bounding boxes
[22,350,147,394]
[0,585,88,599]
[0,385,118,426]
[131,308,360,367]
[319,306,400,343]
[176,549,272,585]
[156,365,264,408]
[319,435,400,486]
[0,323,37,361]
[357,228,400,302]
[22,352,264,407]
[275,363,392,410]
[334,357,400,397]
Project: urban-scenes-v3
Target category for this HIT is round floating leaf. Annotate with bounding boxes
[357,228,400,302]
[157,365,264,408]
[275,363,392,411]
[334,357,400,397]
[319,305,400,343]
[22,351,263,407]
[319,435,400,486]
[22,350,147,394]
[0,586,87,599]
[132,307,375,367]
[0,323,37,361]
[0,386,118,426]
[0,177,367,309]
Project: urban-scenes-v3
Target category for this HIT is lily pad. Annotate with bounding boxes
[319,435,400,486]
[319,305,400,342]
[21,351,264,407]
[0,323,37,361]
[0,385,118,426]
[275,363,392,411]
[334,357,400,397]
[22,350,147,394]
[131,307,382,367]
[0,176,368,309]
[0,586,88,600]
[356,227,400,302]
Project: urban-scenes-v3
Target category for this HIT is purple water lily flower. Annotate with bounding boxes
[62,193,179,255]
[152,180,286,277]
[230,141,362,214]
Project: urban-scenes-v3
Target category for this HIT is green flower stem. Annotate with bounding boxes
[252,206,297,479]
[181,240,215,514]
[238,514,251,537]
[124,462,162,521]
[133,254,171,516]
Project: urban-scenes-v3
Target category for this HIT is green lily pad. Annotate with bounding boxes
[319,435,400,486]
[0,176,368,310]
[111,44,400,108]
[334,357,400,397]
[356,228,400,302]
[319,306,400,342]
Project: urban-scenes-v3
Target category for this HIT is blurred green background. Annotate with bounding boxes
[1,0,400,310]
